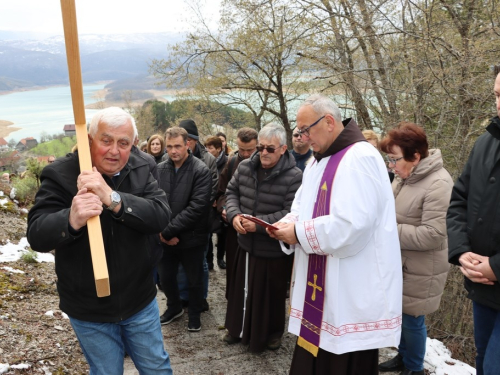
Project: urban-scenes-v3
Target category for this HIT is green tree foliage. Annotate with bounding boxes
[12,175,38,206]
[142,99,168,131]
[133,98,255,138]
[30,136,77,158]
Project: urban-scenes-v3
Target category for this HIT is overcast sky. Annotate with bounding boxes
[0,0,221,36]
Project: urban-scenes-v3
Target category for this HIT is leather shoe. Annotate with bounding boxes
[160,308,184,325]
[267,338,282,350]
[379,353,404,372]
[217,259,226,269]
[223,333,241,344]
[400,369,424,375]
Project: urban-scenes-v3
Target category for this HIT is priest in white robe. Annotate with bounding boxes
[269,94,402,375]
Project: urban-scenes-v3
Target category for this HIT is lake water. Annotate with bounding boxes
[0,85,105,142]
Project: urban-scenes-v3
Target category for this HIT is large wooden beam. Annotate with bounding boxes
[60,0,110,297]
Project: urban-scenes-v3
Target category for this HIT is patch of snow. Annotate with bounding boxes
[9,188,16,200]
[0,364,8,374]
[0,191,3,196]
[425,338,476,375]
[45,311,54,317]
[0,238,54,263]
[0,198,8,207]
[1,266,24,274]
[10,363,30,370]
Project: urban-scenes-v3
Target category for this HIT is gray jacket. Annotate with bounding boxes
[226,150,302,258]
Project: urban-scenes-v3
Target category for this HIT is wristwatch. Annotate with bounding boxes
[106,191,122,211]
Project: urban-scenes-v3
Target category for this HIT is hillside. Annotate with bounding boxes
[0,33,174,92]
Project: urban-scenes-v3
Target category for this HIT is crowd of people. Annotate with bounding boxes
[25,72,500,375]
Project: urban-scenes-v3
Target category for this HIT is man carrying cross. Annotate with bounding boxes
[27,107,173,374]
[269,94,402,374]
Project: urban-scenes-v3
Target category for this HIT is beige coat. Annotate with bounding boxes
[393,149,453,316]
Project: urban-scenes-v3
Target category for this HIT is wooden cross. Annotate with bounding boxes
[60,0,110,297]
[308,274,322,301]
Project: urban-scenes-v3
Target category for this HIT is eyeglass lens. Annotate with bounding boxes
[257,146,277,153]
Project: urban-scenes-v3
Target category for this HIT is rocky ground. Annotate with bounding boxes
[0,207,399,374]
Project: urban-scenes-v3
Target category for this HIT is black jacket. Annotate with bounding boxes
[447,116,500,310]
[162,142,218,202]
[27,152,171,322]
[226,150,302,258]
[157,153,212,249]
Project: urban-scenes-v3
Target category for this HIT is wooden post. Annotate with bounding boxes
[60,0,110,297]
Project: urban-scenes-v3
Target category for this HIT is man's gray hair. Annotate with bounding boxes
[259,122,287,146]
[89,107,138,139]
[300,94,342,124]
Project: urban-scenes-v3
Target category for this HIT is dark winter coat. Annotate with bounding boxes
[216,152,228,175]
[226,150,302,258]
[448,116,500,311]
[27,152,171,322]
[157,153,212,249]
[162,142,218,202]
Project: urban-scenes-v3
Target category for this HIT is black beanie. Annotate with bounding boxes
[178,119,199,140]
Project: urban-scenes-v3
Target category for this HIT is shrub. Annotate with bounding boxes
[12,175,38,206]
[20,249,38,264]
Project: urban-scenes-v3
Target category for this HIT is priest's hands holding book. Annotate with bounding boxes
[267,222,298,245]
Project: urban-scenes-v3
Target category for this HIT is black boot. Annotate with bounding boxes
[400,369,424,375]
[379,353,404,372]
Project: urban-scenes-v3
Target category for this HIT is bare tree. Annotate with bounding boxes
[150,0,315,147]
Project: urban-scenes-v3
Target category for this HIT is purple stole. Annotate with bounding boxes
[297,144,353,357]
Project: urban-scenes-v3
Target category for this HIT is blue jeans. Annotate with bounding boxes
[473,301,500,375]
[398,313,426,372]
[69,299,172,375]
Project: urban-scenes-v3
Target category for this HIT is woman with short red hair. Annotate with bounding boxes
[378,122,453,375]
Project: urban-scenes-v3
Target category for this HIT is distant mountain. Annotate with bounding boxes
[0,33,178,92]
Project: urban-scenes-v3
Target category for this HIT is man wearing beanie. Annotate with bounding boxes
[163,119,218,311]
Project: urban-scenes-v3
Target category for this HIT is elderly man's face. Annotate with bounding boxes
[258,137,286,169]
[296,105,331,154]
[89,121,134,177]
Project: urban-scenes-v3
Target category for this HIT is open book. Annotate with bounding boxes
[240,214,278,231]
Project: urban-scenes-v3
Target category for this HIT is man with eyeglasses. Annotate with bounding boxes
[224,123,302,352]
[291,127,313,172]
[268,94,402,374]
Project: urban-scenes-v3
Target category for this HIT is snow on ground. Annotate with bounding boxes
[424,338,476,374]
[0,237,54,263]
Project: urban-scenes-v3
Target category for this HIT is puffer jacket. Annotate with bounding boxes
[226,150,302,258]
[157,153,212,249]
[393,149,453,316]
[448,116,500,310]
